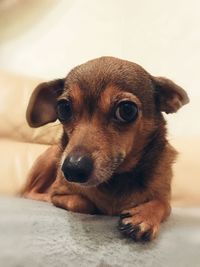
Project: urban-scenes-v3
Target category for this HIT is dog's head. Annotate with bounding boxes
[26,57,189,186]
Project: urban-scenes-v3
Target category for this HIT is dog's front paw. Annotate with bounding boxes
[118,206,160,242]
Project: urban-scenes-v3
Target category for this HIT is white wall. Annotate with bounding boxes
[0,0,199,136]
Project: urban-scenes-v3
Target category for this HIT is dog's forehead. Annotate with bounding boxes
[64,57,155,115]
[65,57,153,95]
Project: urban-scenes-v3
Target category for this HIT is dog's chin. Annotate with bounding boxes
[66,176,110,188]
[81,173,116,187]
[79,179,101,187]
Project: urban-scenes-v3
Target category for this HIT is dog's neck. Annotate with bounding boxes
[98,124,167,196]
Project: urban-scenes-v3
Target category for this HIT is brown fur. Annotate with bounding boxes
[22,57,189,241]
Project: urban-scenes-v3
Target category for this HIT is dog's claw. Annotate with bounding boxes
[119,224,133,233]
[129,226,141,240]
[119,212,131,219]
[118,218,154,242]
[118,218,140,237]
[141,230,152,242]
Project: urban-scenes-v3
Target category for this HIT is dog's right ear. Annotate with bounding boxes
[153,76,189,114]
[26,79,65,127]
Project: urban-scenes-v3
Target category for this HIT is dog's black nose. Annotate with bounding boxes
[62,153,93,183]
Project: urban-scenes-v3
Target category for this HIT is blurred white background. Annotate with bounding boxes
[0,0,199,137]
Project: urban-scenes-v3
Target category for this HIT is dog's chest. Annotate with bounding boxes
[57,178,139,215]
[86,189,136,215]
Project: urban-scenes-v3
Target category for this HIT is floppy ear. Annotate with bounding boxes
[26,79,65,127]
[153,77,189,114]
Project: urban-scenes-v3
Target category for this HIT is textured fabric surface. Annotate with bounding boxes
[0,139,48,195]
[0,197,200,267]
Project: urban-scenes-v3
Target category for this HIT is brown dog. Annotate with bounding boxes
[22,57,189,241]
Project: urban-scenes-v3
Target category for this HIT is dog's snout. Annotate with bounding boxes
[62,152,93,183]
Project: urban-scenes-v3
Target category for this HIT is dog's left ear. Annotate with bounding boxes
[153,77,189,114]
[26,79,65,127]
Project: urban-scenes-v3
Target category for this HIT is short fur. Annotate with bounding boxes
[22,57,189,241]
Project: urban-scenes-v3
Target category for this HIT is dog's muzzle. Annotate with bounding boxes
[61,151,93,183]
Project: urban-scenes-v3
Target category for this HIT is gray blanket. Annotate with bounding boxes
[0,197,200,267]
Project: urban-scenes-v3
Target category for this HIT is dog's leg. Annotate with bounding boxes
[21,145,61,202]
[118,200,171,241]
[23,192,51,202]
[51,194,96,214]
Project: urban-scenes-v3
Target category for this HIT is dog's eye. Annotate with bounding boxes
[115,101,138,123]
[56,100,72,122]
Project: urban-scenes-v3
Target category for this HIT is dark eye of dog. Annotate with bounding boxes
[56,100,72,122]
[115,101,138,123]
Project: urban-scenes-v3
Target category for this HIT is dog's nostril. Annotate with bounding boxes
[61,153,93,183]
